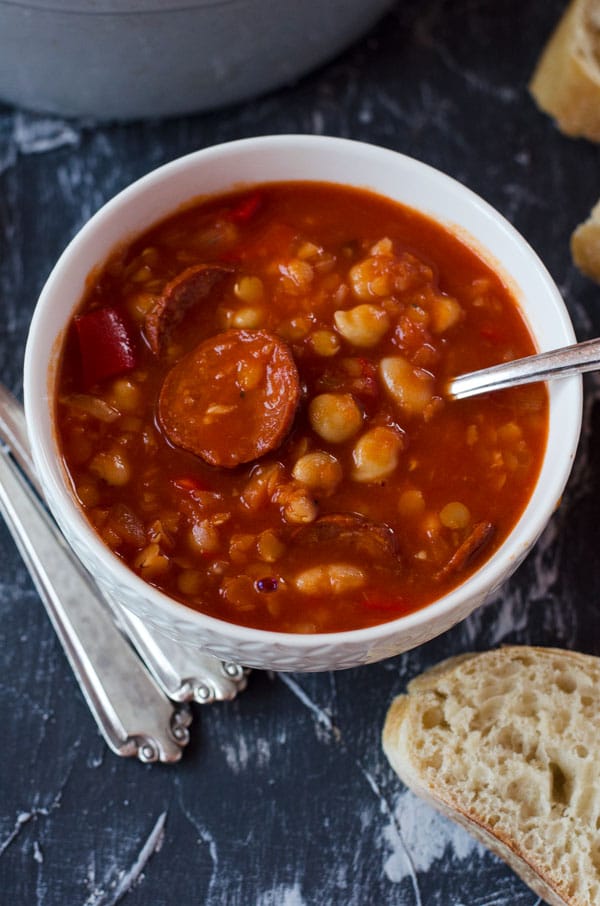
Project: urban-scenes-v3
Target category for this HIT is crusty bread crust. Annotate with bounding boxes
[571,199,600,280]
[382,646,600,906]
[530,0,600,141]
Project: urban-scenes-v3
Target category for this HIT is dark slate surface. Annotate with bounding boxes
[1,1,599,904]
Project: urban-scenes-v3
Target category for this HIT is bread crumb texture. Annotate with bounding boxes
[530,0,600,141]
[384,647,600,906]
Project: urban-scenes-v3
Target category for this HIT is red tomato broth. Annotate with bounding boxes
[55,182,548,633]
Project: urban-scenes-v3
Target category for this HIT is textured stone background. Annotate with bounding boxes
[1,1,599,903]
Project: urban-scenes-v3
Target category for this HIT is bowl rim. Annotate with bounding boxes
[24,134,583,651]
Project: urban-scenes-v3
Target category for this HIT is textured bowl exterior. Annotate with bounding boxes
[0,0,393,120]
[24,136,582,672]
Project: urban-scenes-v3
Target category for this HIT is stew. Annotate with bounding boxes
[55,182,548,633]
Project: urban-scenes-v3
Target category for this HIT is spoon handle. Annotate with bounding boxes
[447,336,600,400]
[107,601,248,703]
[0,443,191,762]
[0,385,248,704]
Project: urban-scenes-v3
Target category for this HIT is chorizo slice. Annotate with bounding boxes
[158,329,300,468]
[293,513,398,561]
[144,264,231,355]
[435,521,495,581]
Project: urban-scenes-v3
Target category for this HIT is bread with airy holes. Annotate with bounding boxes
[382,646,600,906]
[530,0,600,141]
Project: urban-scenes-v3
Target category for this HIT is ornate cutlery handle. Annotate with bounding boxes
[0,384,248,704]
[0,441,191,762]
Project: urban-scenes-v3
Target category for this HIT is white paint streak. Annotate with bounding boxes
[33,840,44,864]
[13,112,80,155]
[82,812,167,906]
[359,770,422,906]
[382,790,483,884]
[256,736,271,768]
[256,880,306,906]
[107,811,166,905]
[222,735,249,774]
[175,786,219,901]
[0,793,62,856]
[278,674,339,741]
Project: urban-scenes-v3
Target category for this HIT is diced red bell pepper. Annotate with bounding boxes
[75,307,137,388]
[227,192,263,224]
[355,357,379,401]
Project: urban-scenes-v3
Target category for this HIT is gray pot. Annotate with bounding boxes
[0,0,394,120]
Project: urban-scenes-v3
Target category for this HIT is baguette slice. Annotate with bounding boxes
[382,646,600,906]
[530,0,600,141]
[571,199,600,280]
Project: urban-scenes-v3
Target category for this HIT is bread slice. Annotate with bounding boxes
[382,646,600,906]
[571,200,600,280]
[530,0,600,141]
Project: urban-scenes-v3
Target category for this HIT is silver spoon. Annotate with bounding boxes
[0,427,191,762]
[0,385,248,706]
[447,336,600,401]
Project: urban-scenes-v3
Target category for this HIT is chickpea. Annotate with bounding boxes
[309,393,363,443]
[379,356,435,416]
[334,304,390,347]
[297,241,322,260]
[234,275,264,304]
[309,329,340,357]
[90,449,131,486]
[257,530,286,563]
[63,393,119,423]
[228,533,255,563]
[134,543,170,577]
[398,488,425,518]
[349,256,392,301]
[147,519,174,549]
[292,451,342,496]
[294,563,366,595]
[127,292,156,321]
[277,316,312,342]
[370,237,394,256]
[231,305,266,329]
[280,259,314,294]
[352,426,404,483]
[221,575,256,608]
[282,490,318,524]
[188,520,220,554]
[498,421,522,444]
[241,462,286,510]
[439,502,471,530]
[430,294,463,333]
[111,378,141,413]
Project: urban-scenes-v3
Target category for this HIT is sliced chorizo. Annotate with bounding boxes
[158,329,300,468]
[144,264,231,355]
[435,521,495,581]
[292,513,398,561]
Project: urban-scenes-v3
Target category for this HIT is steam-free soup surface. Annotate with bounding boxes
[55,182,548,633]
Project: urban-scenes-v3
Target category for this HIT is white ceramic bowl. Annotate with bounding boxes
[24,135,582,672]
